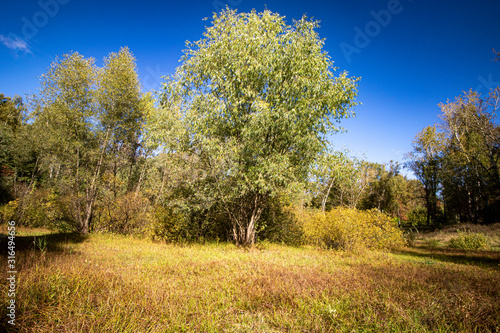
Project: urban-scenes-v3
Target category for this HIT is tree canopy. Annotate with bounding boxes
[148,8,359,245]
[27,47,148,233]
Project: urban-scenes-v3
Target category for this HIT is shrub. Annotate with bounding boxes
[21,189,63,228]
[448,230,489,250]
[0,188,72,230]
[148,204,233,243]
[0,199,18,223]
[256,199,304,246]
[93,192,154,235]
[403,226,419,246]
[406,206,427,226]
[147,205,190,242]
[298,207,404,251]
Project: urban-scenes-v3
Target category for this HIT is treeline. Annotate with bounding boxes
[406,88,500,226]
[1,9,498,247]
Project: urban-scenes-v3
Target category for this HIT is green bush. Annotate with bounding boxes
[256,200,304,246]
[298,207,404,251]
[448,230,489,250]
[147,205,190,242]
[406,206,427,227]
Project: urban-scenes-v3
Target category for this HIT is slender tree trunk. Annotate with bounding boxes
[321,178,335,212]
[135,162,147,196]
[80,128,111,234]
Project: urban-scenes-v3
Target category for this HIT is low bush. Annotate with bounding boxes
[0,198,18,223]
[93,192,154,235]
[256,200,304,246]
[403,226,419,246]
[406,206,427,226]
[298,207,404,251]
[147,205,191,242]
[448,230,489,250]
[0,188,72,230]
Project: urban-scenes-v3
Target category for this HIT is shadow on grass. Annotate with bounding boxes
[0,232,87,255]
[394,246,500,269]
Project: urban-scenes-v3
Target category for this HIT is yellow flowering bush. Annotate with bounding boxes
[298,207,404,251]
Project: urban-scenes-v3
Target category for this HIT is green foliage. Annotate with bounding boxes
[298,207,404,251]
[148,206,189,242]
[360,161,424,221]
[149,8,359,245]
[255,199,304,246]
[147,205,228,243]
[28,48,148,234]
[448,230,489,250]
[312,150,372,211]
[405,125,445,225]
[0,93,29,203]
[17,189,59,228]
[408,88,500,225]
[440,89,500,223]
[406,206,428,226]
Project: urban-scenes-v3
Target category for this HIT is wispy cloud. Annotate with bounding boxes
[0,34,30,53]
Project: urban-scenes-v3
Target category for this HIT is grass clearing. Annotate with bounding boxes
[412,223,500,250]
[1,226,500,332]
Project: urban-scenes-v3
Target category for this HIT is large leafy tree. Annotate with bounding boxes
[150,9,359,245]
[406,88,500,224]
[439,89,500,223]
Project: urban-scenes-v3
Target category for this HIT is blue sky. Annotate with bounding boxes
[1,0,499,176]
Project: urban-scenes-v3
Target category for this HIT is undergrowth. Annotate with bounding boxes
[448,230,489,250]
[1,228,499,332]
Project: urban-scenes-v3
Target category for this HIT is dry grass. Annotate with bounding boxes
[1,227,500,332]
[413,223,500,249]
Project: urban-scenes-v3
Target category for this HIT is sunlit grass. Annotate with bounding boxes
[1,228,499,332]
[413,223,500,250]
[0,225,56,237]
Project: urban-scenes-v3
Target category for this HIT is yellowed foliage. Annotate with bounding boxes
[297,207,404,251]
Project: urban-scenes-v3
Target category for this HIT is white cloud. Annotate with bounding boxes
[0,34,30,53]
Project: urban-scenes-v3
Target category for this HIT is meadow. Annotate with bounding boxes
[1,225,500,332]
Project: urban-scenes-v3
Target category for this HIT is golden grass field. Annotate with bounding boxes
[1,225,500,332]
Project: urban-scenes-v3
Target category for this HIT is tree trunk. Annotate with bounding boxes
[229,192,265,246]
[78,129,111,234]
[321,178,335,212]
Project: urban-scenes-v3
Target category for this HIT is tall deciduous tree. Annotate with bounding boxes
[30,48,146,234]
[405,125,445,225]
[150,9,359,245]
[439,89,500,223]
